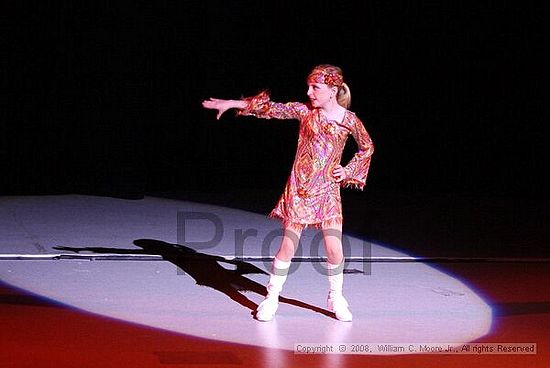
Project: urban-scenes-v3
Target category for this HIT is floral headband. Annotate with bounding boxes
[307,69,344,87]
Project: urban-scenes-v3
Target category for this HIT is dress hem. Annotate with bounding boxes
[268,212,343,230]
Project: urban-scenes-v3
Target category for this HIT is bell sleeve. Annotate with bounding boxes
[341,115,374,190]
[236,91,308,120]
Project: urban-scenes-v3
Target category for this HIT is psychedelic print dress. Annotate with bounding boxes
[238,91,374,229]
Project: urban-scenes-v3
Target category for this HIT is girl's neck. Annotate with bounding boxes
[320,100,345,121]
[320,99,344,114]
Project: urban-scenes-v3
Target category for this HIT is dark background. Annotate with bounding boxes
[3,0,548,197]
[1,1,548,257]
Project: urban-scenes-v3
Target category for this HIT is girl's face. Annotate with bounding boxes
[307,82,335,108]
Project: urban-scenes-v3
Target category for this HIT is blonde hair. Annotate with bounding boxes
[309,64,352,109]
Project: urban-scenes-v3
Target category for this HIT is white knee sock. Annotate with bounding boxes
[266,257,291,297]
[327,260,352,321]
[327,261,345,299]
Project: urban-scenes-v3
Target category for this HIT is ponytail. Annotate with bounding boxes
[337,82,351,109]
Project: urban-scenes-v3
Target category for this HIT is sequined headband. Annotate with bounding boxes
[307,70,344,87]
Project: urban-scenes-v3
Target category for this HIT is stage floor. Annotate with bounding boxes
[1,193,548,367]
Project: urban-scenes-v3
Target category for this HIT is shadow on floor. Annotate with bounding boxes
[54,239,335,319]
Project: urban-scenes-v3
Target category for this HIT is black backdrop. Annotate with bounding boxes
[2,1,548,199]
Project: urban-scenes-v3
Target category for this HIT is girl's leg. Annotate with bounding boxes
[274,226,302,262]
[322,222,344,266]
[322,222,353,321]
[255,225,302,321]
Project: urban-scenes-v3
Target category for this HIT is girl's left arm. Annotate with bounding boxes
[341,115,375,190]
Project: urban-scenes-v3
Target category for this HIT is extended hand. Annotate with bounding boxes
[202,98,232,120]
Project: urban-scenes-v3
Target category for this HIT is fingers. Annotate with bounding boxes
[203,100,224,120]
[332,165,343,175]
[201,98,220,109]
[201,97,227,120]
[332,165,346,182]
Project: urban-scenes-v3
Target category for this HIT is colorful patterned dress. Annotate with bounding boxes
[238,91,374,229]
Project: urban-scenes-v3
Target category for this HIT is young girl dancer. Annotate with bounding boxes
[202,64,374,321]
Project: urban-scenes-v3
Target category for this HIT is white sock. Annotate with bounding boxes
[327,261,344,299]
[266,257,291,296]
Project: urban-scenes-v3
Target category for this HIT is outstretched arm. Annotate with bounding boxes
[202,98,247,120]
[203,91,308,121]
